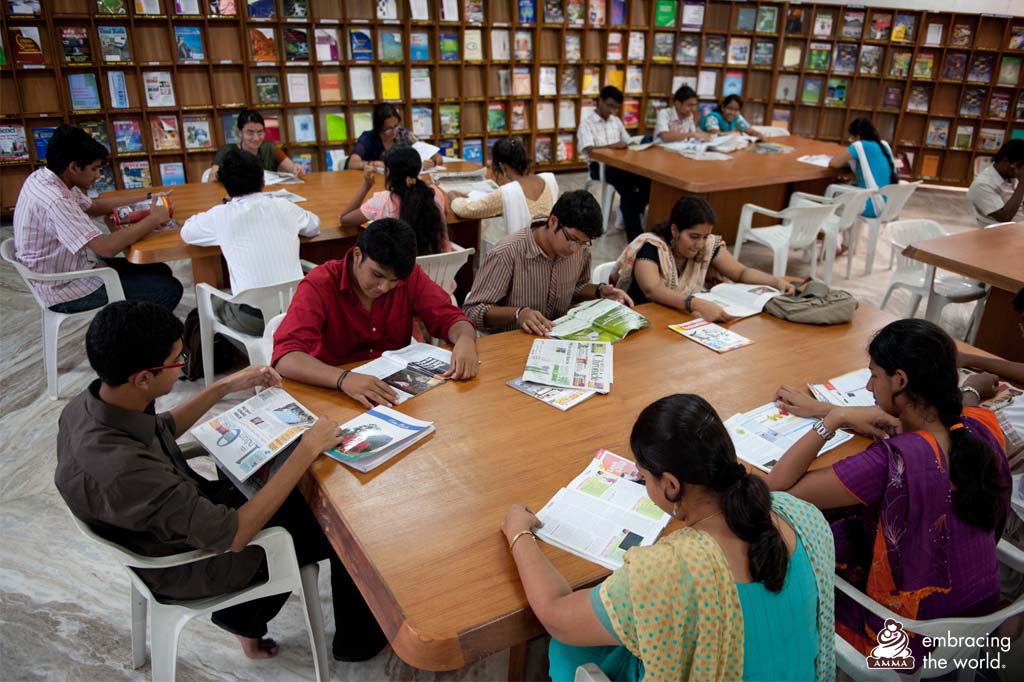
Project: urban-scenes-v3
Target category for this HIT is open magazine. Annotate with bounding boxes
[191,387,316,483]
[507,377,597,411]
[355,343,452,404]
[324,406,434,473]
[536,449,671,570]
[263,170,303,185]
[808,368,875,407]
[522,339,613,393]
[723,403,853,473]
[267,188,307,203]
[669,319,752,353]
[548,299,650,343]
[694,283,781,319]
[433,172,499,201]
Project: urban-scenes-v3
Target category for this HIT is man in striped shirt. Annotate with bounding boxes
[13,125,182,314]
[463,190,633,335]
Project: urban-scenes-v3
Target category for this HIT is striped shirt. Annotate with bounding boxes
[577,109,630,164]
[654,107,698,138]
[463,226,592,332]
[13,167,104,307]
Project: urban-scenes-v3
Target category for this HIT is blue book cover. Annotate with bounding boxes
[723,74,743,98]
[32,126,56,160]
[221,112,241,144]
[438,139,458,158]
[463,139,483,163]
[517,0,535,23]
[610,0,626,25]
[380,31,402,60]
[439,33,459,61]
[173,26,204,61]
[292,153,313,173]
[348,29,373,61]
[409,32,429,60]
[159,162,186,186]
[246,0,274,18]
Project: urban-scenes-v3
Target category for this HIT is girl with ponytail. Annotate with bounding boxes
[501,394,836,681]
[770,318,1011,665]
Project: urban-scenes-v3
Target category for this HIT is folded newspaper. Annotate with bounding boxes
[324,406,434,473]
[522,339,613,393]
[548,299,649,343]
[263,170,304,185]
[694,282,781,319]
[507,377,597,411]
[536,449,671,570]
[669,319,753,353]
[724,403,853,473]
[355,343,452,404]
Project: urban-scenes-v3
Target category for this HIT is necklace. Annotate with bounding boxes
[689,508,724,528]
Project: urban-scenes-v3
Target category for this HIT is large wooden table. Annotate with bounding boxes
[285,302,897,673]
[102,162,484,290]
[903,221,1024,362]
[590,135,845,243]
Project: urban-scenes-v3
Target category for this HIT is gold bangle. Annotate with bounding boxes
[509,529,537,552]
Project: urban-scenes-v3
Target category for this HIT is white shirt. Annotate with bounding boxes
[654,107,697,139]
[968,165,1023,226]
[577,109,630,164]
[180,193,320,294]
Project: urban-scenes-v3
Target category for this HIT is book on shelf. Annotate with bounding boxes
[785,6,803,34]
[1017,93,1024,121]
[79,120,110,149]
[782,45,802,69]
[979,128,1005,152]
[989,93,1010,121]
[625,65,643,94]
[324,112,347,141]
[539,66,557,96]
[150,115,180,151]
[409,31,430,60]
[723,71,743,98]
[727,37,750,66]
[120,160,152,188]
[925,22,943,47]
[314,28,340,62]
[536,449,670,570]
[159,162,185,186]
[282,0,307,18]
[1008,26,1024,50]
[437,139,458,159]
[408,0,428,20]
[410,68,431,99]
[771,108,791,128]
[510,101,528,131]
[651,33,673,62]
[349,66,375,100]
[290,151,313,173]
[942,53,967,81]
[7,0,41,14]
[622,99,640,126]
[220,112,241,144]
[175,0,200,13]
[96,0,127,13]
[560,67,579,95]
[61,27,92,65]
[669,319,752,353]
[858,45,882,75]
[262,115,281,143]
[841,9,864,39]
[87,164,116,197]
[724,403,853,473]
[801,77,822,105]
[249,27,277,62]
[68,73,101,110]
[439,104,460,134]
[464,29,482,60]
[246,0,274,19]
[565,33,582,61]
[411,106,433,136]
[463,139,483,163]
[960,88,984,118]
[517,0,536,22]
[287,72,311,103]
[182,113,213,149]
[869,13,892,41]
[950,23,972,47]
[953,125,974,150]
[676,34,698,64]
[352,111,372,137]
[98,26,131,62]
[556,133,574,161]
[31,126,57,160]
[832,43,857,74]
[256,74,281,104]
[806,42,830,71]
[703,35,725,64]
[283,27,309,62]
[813,11,833,37]
[968,55,994,83]
[919,152,939,178]
[653,0,676,27]
[628,31,645,61]
[999,56,1022,87]
[535,135,552,163]
[889,50,912,79]
[354,343,456,404]
[882,85,903,109]
[566,0,584,25]
[438,0,458,20]
[606,32,623,61]
[348,28,373,61]
[913,51,935,80]
[543,0,563,23]
[317,73,341,101]
[10,26,43,65]
[379,71,401,100]
[679,0,702,30]
[926,119,950,147]
[558,100,577,128]
[582,66,600,95]
[108,71,129,109]
[755,6,776,33]
[696,69,717,98]
[588,0,605,26]
[512,67,532,96]
[734,6,755,32]
[464,0,484,22]
[751,40,774,67]
[548,299,649,343]
[774,74,798,102]
[892,14,915,43]
[906,85,930,113]
[825,78,848,106]
[0,124,29,163]
[173,26,204,62]
[207,0,237,15]
[491,29,510,60]
[523,339,612,393]
[606,67,625,92]
[440,32,460,61]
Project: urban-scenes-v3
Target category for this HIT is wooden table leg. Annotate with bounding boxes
[974,287,1024,362]
[507,641,528,682]
[646,182,791,246]
[190,254,226,288]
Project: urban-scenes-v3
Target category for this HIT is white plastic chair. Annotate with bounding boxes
[592,261,615,284]
[69,513,329,682]
[835,539,1024,681]
[584,161,617,233]
[576,663,611,681]
[790,187,876,280]
[260,312,287,369]
[201,167,213,182]
[195,279,303,387]
[1,238,126,400]
[416,243,475,304]
[880,220,987,327]
[733,203,840,284]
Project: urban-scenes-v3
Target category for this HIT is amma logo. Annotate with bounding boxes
[867,619,916,670]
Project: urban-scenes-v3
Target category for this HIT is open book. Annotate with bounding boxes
[669,319,752,353]
[694,283,781,319]
[412,140,441,163]
[325,406,434,473]
[548,299,650,343]
[724,403,853,473]
[507,377,597,411]
[536,449,671,570]
[522,339,613,393]
[356,343,452,404]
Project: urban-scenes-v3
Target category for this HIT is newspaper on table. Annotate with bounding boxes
[693,282,781,319]
[191,387,316,483]
[267,188,307,203]
[355,342,452,404]
[548,299,650,343]
[507,377,597,411]
[536,449,671,570]
[324,406,434,473]
[724,403,853,473]
[669,319,753,353]
[808,368,875,407]
[263,170,304,185]
[522,339,613,394]
[706,133,757,153]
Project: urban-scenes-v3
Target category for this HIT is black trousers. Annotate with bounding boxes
[590,162,651,242]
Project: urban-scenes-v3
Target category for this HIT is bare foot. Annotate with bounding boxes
[236,635,279,659]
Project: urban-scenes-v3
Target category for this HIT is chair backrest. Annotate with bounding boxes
[592,261,615,284]
[417,245,474,291]
[1,238,50,310]
[261,312,287,362]
[229,278,303,320]
[68,510,212,571]
[779,204,839,248]
[877,181,922,222]
[888,219,945,273]
[829,188,876,231]
[201,167,213,182]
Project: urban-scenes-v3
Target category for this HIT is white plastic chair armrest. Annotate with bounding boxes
[788,191,831,207]
[740,203,788,226]
[299,259,317,274]
[825,183,862,199]
[195,281,237,304]
[598,161,606,183]
[998,538,1024,575]
[121,526,291,570]
[16,264,126,302]
[834,575,907,623]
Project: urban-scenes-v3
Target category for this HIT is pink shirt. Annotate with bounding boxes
[14,167,104,307]
[360,186,452,252]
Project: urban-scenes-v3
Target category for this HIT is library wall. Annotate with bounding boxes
[1,0,1022,214]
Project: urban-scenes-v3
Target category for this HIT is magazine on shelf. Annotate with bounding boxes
[669,319,753,353]
[324,406,434,473]
[548,299,649,343]
[506,377,597,411]
[522,339,613,394]
[723,403,854,473]
[536,449,671,569]
[693,282,781,319]
[355,342,452,404]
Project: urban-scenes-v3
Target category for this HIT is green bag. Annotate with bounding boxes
[763,278,858,325]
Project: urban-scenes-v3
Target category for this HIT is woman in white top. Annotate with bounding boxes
[447,137,559,234]
[654,86,709,143]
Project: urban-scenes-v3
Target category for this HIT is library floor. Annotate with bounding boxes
[0,178,991,682]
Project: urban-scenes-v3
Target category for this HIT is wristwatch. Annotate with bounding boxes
[960,386,982,402]
[812,419,836,441]
[596,283,608,299]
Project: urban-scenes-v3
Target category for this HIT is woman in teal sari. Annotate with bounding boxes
[501,394,836,681]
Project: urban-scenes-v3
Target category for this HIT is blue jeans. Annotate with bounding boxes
[48,258,183,313]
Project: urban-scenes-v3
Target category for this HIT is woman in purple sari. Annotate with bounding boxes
[766,319,1011,664]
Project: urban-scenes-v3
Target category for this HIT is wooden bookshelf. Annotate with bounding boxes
[1,0,1022,215]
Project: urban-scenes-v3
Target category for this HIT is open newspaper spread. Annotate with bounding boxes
[536,449,671,570]
[548,299,650,343]
[324,406,434,473]
[355,343,452,403]
[724,403,853,473]
[693,282,781,319]
[522,339,613,393]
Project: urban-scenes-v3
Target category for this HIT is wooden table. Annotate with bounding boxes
[102,162,484,290]
[285,302,897,673]
[590,135,845,244]
[903,221,1024,362]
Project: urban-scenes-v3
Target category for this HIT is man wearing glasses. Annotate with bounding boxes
[464,190,633,335]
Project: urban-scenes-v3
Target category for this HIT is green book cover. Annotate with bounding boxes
[325,113,347,141]
[653,0,677,27]
[96,0,126,13]
[806,44,830,71]
[801,78,822,105]
[487,104,506,131]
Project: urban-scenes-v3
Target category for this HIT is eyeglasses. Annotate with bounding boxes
[381,125,399,133]
[142,350,188,374]
[558,223,593,249]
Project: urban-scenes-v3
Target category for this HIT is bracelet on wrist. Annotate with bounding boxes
[514,306,526,324]
[509,529,537,552]
[960,386,982,402]
[813,418,836,442]
[336,369,350,392]
[683,294,695,314]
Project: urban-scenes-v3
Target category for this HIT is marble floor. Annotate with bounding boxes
[0,176,996,681]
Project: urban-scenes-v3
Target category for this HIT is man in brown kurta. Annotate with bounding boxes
[55,300,387,662]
